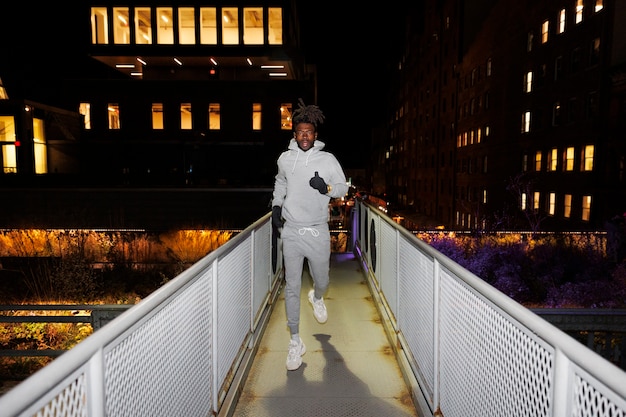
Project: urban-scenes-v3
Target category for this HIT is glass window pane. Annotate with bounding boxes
[222,7,239,45]
[113,7,130,44]
[200,8,217,44]
[79,103,91,129]
[157,7,174,44]
[268,8,282,45]
[91,7,109,44]
[209,103,220,130]
[108,104,121,129]
[181,103,192,129]
[252,103,262,130]
[33,118,47,174]
[244,7,263,45]
[135,7,152,44]
[179,7,195,44]
[281,103,292,130]
[152,103,163,129]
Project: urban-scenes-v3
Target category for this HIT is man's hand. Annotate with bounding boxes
[272,206,284,228]
[309,171,328,194]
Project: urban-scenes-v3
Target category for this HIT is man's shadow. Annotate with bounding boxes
[263,334,417,416]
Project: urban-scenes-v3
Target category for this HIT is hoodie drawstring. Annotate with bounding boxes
[298,227,319,237]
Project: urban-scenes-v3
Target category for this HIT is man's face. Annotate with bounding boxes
[294,123,316,151]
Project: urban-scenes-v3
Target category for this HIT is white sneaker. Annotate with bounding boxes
[286,337,306,371]
[308,289,328,323]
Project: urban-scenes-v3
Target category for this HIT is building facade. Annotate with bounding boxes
[384,0,626,231]
[0,1,316,187]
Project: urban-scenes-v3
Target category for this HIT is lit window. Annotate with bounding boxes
[108,104,120,129]
[482,189,487,204]
[476,128,482,143]
[280,103,292,130]
[113,7,130,44]
[548,148,558,171]
[533,191,540,210]
[582,145,594,171]
[522,111,531,133]
[244,7,263,44]
[548,192,556,215]
[558,9,566,34]
[541,20,549,43]
[178,7,196,44]
[521,192,527,210]
[535,151,542,171]
[522,154,528,172]
[157,7,174,44]
[79,103,91,129]
[0,115,17,173]
[576,0,584,24]
[208,103,220,130]
[200,8,217,44]
[582,195,592,221]
[180,103,192,129]
[222,7,239,45]
[564,194,572,218]
[595,0,604,12]
[524,71,533,93]
[252,103,262,130]
[564,147,575,171]
[135,7,152,44]
[33,118,47,174]
[91,7,109,44]
[152,103,163,129]
[486,58,492,76]
[268,8,282,45]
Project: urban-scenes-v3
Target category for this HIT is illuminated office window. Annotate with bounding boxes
[244,7,263,44]
[521,192,527,210]
[535,151,542,171]
[541,20,549,43]
[281,103,292,130]
[200,8,217,44]
[179,7,195,44]
[181,103,192,129]
[476,127,482,143]
[564,194,572,218]
[208,103,220,130]
[576,0,584,24]
[33,118,47,174]
[0,116,17,173]
[91,7,109,44]
[222,7,239,45]
[533,192,540,210]
[558,9,566,34]
[582,195,591,221]
[524,71,533,93]
[268,8,282,44]
[582,145,594,171]
[79,103,91,130]
[152,103,163,129]
[135,7,152,44]
[157,7,174,44]
[113,7,130,44]
[482,189,487,204]
[252,103,262,130]
[548,193,556,215]
[108,104,120,129]
[564,147,574,171]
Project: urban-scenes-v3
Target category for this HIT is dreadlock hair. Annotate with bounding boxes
[292,98,325,128]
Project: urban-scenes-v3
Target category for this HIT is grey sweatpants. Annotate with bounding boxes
[281,222,331,335]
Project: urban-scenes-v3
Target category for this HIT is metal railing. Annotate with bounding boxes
[1,201,625,417]
[353,200,626,416]
[0,213,282,417]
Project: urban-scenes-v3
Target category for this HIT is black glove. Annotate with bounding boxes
[272,206,284,228]
[309,171,327,194]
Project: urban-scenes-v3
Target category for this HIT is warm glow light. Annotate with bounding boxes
[261,65,284,69]
[137,57,147,65]
[210,57,218,66]
[246,58,253,66]
[269,73,287,77]
[174,57,183,66]
[116,64,135,68]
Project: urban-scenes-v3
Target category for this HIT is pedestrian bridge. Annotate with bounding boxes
[1,200,625,417]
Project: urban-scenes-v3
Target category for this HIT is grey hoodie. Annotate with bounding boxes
[272,138,349,227]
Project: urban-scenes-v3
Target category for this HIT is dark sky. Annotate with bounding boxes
[297,4,405,168]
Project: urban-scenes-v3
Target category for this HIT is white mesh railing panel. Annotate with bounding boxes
[398,237,435,403]
[104,268,214,417]
[438,267,553,417]
[216,236,253,389]
[572,368,626,417]
[379,219,398,317]
[34,373,88,417]
[252,222,272,325]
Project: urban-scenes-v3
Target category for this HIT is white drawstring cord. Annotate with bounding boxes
[298,227,319,237]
